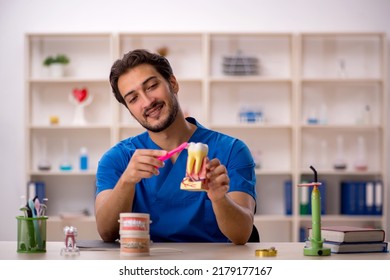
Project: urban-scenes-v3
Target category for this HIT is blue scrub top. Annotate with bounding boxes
[96,117,256,242]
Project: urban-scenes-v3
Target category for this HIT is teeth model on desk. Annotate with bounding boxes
[181,142,208,191]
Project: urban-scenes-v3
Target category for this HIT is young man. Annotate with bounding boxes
[95,49,256,244]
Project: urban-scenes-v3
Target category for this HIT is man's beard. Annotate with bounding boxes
[130,92,180,133]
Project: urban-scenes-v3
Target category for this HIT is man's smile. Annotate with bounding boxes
[144,102,164,118]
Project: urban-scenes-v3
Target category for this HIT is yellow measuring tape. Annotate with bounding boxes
[255,247,277,257]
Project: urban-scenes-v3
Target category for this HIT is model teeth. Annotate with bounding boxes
[187,142,208,174]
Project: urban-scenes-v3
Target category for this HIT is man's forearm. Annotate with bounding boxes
[95,178,136,241]
[211,193,254,245]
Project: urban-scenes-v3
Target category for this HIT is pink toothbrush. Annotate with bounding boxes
[158,142,189,161]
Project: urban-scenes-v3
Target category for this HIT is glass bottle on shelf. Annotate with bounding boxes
[59,139,73,171]
[79,147,89,171]
[354,136,368,171]
[318,104,327,124]
[333,135,347,170]
[362,105,372,125]
[337,58,347,78]
[37,137,51,171]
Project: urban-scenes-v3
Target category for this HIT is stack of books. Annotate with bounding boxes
[308,226,388,254]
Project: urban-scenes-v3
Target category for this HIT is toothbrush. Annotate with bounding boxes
[158,142,189,161]
[34,197,41,217]
[29,199,43,248]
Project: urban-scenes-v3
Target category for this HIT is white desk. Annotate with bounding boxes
[1,241,389,260]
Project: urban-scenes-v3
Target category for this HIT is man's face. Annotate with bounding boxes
[118,64,179,133]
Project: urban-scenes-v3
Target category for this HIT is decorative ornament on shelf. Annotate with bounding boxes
[49,115,59,125]
[156,46,169,57]
[69,87,93,125]
[43,54,70,78]
[222,50,259,76]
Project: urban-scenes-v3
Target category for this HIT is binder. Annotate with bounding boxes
[374,181,383,215]
[340,180,383,216]
[284,180,292,215]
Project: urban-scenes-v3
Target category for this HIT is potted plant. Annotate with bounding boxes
[43,54,70,77]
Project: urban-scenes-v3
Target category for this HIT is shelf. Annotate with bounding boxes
[210,77,293,83]
[301,125,381,130]
[299,215,383,223]
[29,78,108,83]
[46,215,99,241]
[29,170,96,176]
[30,125,112,130]
[301,78,383,84]
[210,124,292,129]
[299,169,382,176]
[255,169,292,176]
[254,214,293,222]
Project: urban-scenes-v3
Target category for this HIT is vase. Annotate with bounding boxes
[49,64,65,78]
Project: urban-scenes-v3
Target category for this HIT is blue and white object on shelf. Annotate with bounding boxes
[239,107,264,124]
[341,180,383,215]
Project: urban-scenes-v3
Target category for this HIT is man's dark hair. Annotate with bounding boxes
[109,49,174,106]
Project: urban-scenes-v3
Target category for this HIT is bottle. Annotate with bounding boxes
[307,108,318,124]
[338,58,347,78]
[318,103,327,124]
[333,135,347,170]
[362,105,372,125]
[38,137,51,171]
[79,147,89,171]
[59,138,72,171]
[354,136,368,171]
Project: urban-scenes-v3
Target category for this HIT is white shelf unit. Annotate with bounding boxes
[295,33,388,242]
[25,32,387,242]
[25,33,116,240]
[206,33,297,242]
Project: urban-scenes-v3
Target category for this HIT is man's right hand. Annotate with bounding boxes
[121,149,167,184]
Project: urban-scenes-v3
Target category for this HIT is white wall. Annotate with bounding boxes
[0,0,389,240]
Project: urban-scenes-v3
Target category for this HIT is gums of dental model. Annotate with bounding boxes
[181,142,209,191]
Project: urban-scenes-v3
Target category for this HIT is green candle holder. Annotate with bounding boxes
[298,166,331,256]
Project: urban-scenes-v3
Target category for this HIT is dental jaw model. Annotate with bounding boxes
[181,142,209,191]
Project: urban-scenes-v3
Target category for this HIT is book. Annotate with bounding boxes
[284,180,292,215]
[299,184,310,215]
[27,181,46,203]
[374,181,383,215]
[309,226,385,243]
[341,181,356,215]
[321,241,388,254]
